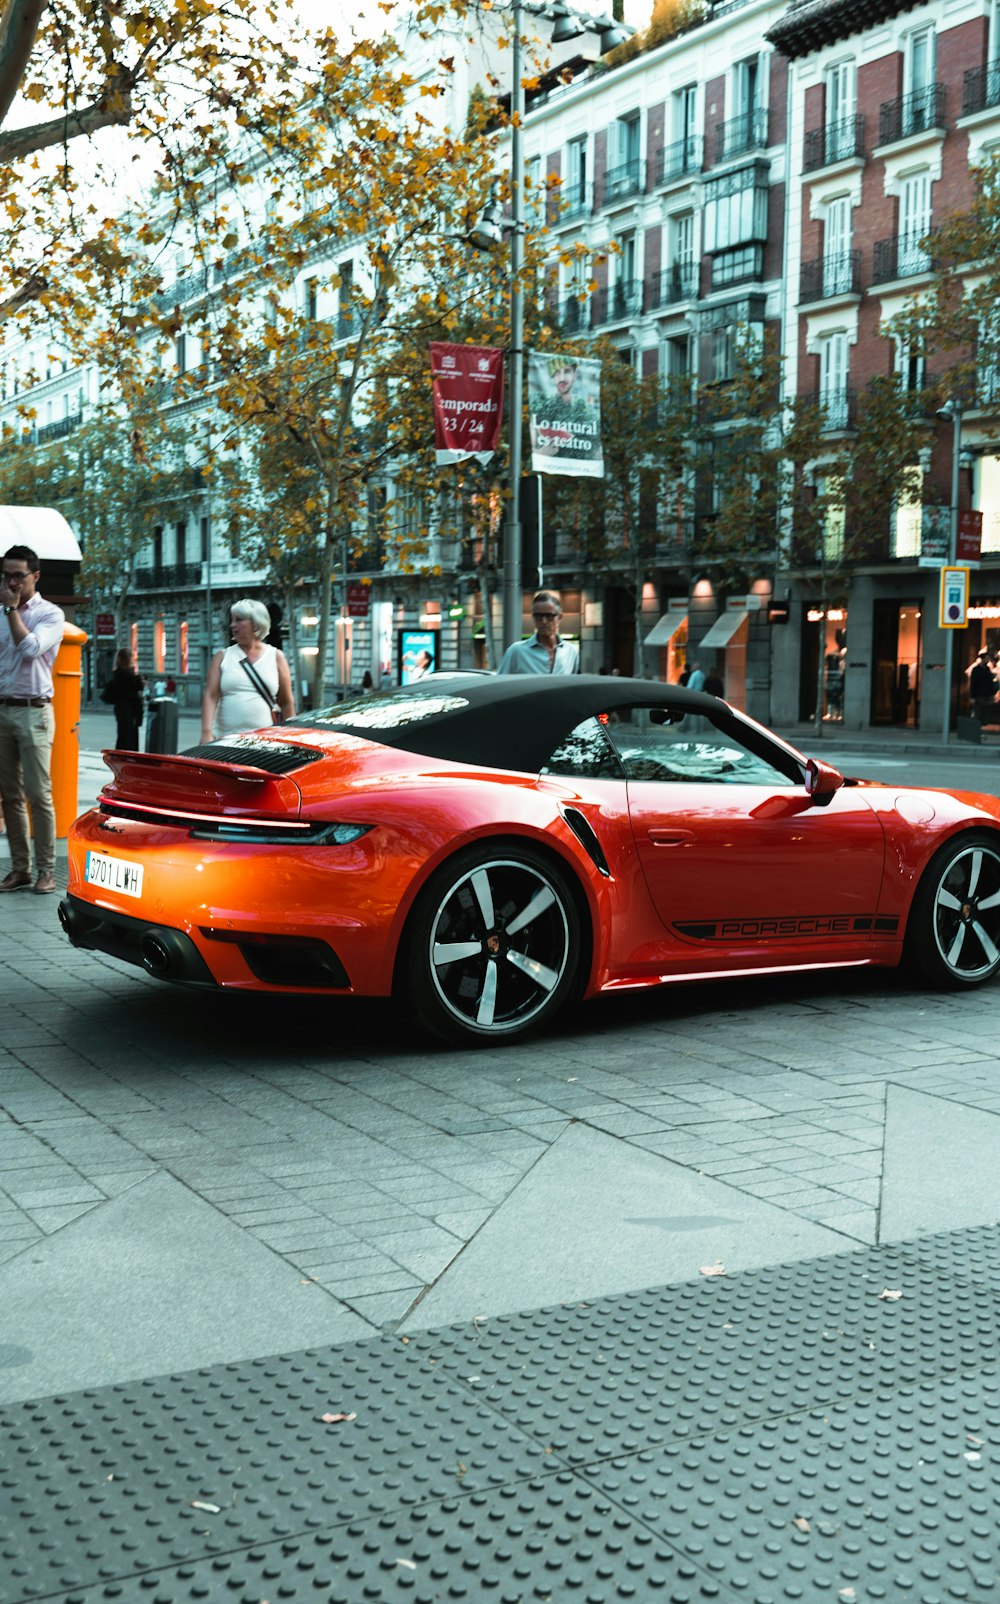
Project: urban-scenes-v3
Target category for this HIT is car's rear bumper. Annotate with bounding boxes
[59,895,218,988]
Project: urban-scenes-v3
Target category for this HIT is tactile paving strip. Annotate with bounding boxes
[405,1232,1000,1464]
[7,1225,1000,1604]
[0,1339,556,1604]
[36,1477,727,1604]
[588,1370,1000,1603]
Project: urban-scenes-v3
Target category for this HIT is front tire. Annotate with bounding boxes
[907,831,1000,988]
[398,843,582,1044]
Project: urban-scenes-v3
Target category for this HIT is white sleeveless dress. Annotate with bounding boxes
[215,643,280,737]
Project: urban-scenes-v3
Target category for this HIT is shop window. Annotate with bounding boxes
[131,622,138,664]
[154,619,165,674]
[179,621,189,676]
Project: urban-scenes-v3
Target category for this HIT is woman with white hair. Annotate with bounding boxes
[201,597,295,742]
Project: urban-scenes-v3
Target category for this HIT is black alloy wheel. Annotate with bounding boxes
[908,832,1000,988]
[400,844,582,1043]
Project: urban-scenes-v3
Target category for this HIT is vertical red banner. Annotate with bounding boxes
[430,343,504,466]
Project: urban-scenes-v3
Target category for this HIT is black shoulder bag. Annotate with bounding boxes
[239,654,282,724]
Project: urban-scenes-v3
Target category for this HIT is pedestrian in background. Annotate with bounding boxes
[201,598,294,741]
[101,648,145,750]
[970,648,997,727]
[0,543,64,894]
[497,590,579,675]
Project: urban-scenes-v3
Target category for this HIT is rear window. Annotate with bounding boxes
[295,687,470,734]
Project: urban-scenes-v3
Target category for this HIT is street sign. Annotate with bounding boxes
[939,566,970,630]
[346,583,370,618]
[95,612,115,636]
[447,602,466,620]
[957,509,983,566]
[767,600,790,625]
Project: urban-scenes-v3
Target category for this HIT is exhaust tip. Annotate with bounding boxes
[140,932,173,977]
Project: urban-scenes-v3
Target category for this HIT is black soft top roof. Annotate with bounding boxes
[292,674,734,774]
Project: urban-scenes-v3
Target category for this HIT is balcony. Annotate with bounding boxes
[598,158,643,207]
[799,250,862,304]
[133,562,204,591]
[963,61,1000,116]
[36,412,82,444]
[557,190,590,224]
[560,295,591,333]
[711,244,765,290]
[878,84,946,145]
[656,136,703,186]
[650,264,698,309]
[871,231,933,284]
[713,106,768,164]
[591,280,642,325]
[975,365,1000,407]
[335,310,354,340]
[154,267,209,310]
[812,388,857,432]
[803,115,865,172]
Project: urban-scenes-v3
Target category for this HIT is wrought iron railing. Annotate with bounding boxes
[714,106,768,163]
[655,136,703,185]
[811,388,857,431]
[878,84,946,144]
[591,280,642,325]
[598,159,643,206]
[557,191,590,223]
[650,264,698,308]
[36,412,82,444]
[799,250,861,302]
[963,60,1000,115]
[133,562,204,590]
[871,231,933,283]
[803,115,865,171]
[560,295,591,333]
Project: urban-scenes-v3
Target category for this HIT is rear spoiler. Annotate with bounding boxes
[98,750,302,817]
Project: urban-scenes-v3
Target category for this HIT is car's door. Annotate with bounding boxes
[603,704,887,965]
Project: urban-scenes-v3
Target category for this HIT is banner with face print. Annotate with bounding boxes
[528,351,604,478]
[430,343,504,466]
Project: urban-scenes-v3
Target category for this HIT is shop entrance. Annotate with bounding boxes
[871,600,923,726]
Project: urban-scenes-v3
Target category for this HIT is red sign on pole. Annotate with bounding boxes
[96,612,115,636]
[430,342,504,467]
[957,509,983,565]
[346,583,370,618]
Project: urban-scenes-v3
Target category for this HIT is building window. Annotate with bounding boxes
[703,165,768,252]
[666,334,692,378]
[823,194,853,294]
[526,154,544,224]
[905,27,935,96]
[825,59,856,161]
[179,621,189,676]
[819,331,849,427]
[304,276,319,320]
[567,136,587,209]
[154,619,166,674]
[893,464,923,557]
[895,339,925,392]
[899,170,932,274]
[175,519,187,569]
[175,332,187,374]
[979,455,1000,552]
[712,324,737,382]
[200,516,211,563]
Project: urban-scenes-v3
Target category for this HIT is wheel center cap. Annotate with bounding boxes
[485,931,502,955]
[962,902,974,920]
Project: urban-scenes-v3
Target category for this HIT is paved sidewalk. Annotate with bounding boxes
[1,707,999,1599]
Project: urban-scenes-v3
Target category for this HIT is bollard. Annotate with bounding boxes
[51,622,88,838]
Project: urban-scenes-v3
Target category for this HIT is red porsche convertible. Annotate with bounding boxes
[60,674,1000,1043]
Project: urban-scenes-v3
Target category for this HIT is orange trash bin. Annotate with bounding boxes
[51,622,88,838]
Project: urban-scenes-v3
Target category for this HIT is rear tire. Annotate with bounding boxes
[906,831,1000,988]
[398,842,582,1044]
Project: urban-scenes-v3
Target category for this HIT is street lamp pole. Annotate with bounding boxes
[501,0,525,655]
[941,397,962,743]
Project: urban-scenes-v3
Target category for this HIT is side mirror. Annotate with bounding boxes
[804,757,845,802]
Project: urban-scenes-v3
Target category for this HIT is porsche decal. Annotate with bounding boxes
[674,915,900,941]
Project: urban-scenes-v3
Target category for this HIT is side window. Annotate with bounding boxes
[542,717,626,779]
[601,705,800,786]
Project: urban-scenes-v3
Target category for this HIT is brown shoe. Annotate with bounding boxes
[33,871,57,895]
[0,870,31,892]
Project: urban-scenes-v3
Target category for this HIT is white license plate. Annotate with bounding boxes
[85,851,144,899]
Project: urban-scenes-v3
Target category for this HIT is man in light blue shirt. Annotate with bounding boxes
[498,590,579,676]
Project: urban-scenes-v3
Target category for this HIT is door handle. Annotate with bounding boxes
[647,828,696,847]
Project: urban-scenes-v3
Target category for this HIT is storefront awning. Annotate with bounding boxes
[699,609,748,649]
[644,612,687,648]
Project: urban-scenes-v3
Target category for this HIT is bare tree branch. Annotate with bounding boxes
[0,71,133,161]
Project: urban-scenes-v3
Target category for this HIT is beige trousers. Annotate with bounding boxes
[0,704,56,875]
